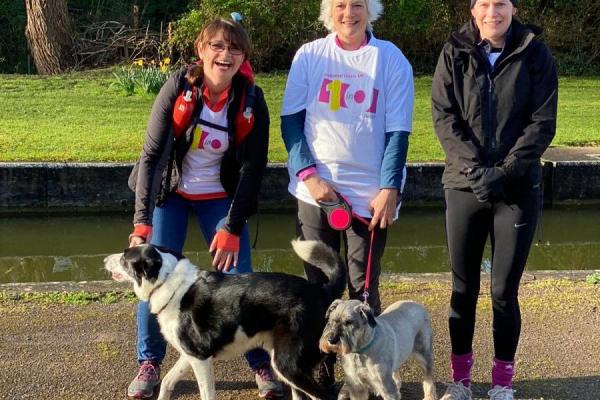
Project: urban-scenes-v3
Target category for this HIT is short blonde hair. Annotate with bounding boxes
[319,0,384,32]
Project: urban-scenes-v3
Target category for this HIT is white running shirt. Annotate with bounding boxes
[178,105,229,195]
[281,33,414,217]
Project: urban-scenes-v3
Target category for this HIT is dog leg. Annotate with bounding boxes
[421,377,437,400]
[370,375,401,400]
[413,327,437,400]
[188,356,216,400]
[272,357,335,400]
[343,380,369,400]
[392,370,402,397]
[157,355,190,400]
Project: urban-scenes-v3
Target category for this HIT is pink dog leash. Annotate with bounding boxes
[319,192,375,305]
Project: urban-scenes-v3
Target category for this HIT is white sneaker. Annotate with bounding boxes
[488,385,514,400]
[440,381,472,400]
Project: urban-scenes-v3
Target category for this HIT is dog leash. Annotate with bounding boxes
[351,212,375,306]
[318,192,376,306]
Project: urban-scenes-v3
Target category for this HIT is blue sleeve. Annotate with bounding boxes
[380,130,409,190]
[280,110,315,175]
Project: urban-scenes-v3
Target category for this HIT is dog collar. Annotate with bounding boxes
[356,326,378,353]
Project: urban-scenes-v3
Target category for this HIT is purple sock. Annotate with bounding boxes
[451,352,474,388]
[492,358,515,388]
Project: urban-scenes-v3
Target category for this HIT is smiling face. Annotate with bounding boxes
[197,29,245,94]
[471,0,516,47]
[332,0,368,48]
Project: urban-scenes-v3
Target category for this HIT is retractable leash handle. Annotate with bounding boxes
[317,192,352,231]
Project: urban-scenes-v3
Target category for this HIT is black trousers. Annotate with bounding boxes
[296,200,388,315]
[444,187,540,361]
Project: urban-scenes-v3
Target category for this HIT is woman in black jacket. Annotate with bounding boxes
[432,1,557,399]
[126,18,283,400]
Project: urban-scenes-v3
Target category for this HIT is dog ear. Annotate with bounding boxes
[326,299,343,319]
[123,245,162,285]
[357,303,377,328]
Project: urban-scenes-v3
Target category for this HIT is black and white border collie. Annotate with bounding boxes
[104,240,344,400]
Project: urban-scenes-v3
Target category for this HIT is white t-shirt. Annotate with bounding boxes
[178,105,229,195]
[281,33,414,217]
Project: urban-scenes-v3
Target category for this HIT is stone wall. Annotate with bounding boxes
[1,161,598,212]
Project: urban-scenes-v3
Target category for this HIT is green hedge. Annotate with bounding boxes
[170,0,600,75]
[3,0,599,75]
[0,0,28,74]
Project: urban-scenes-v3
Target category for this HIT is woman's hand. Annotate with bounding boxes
[209,229,240,272]
[129,235,145,247]
[368,188,398,231]
[303,175,338,203]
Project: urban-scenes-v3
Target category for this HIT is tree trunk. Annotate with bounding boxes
[24,0,74,75]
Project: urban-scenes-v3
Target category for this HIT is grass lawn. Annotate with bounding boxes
[1,69,599,162]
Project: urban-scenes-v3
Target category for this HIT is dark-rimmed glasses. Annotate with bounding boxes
[207,41,244,56]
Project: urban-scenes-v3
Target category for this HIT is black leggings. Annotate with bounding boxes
[444,187,540,361]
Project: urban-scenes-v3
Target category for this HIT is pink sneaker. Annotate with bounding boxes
[127,360,160,399]
[254,364,284,399]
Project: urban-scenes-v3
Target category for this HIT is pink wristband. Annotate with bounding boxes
[298,167,317,182]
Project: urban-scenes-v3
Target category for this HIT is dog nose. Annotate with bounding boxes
[327,335,339,345]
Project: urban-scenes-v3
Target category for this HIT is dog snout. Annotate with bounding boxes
[327,333,340,345]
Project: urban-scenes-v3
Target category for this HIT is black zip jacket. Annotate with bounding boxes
[130,68,269,235]
[432,19,557,190]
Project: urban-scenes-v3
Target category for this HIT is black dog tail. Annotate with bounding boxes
[291,240,345,301]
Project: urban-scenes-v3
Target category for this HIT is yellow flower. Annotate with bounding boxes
[160,65,168,73]
[133,59,144,66]
[163,57,171,65]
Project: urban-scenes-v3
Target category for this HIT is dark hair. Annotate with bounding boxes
[193,18,251,60]
[471,0,517,7]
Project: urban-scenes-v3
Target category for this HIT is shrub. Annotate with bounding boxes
[138,66,169,94]
[112,66,136,96]
[169,0,323,71]
[167,0,600,75]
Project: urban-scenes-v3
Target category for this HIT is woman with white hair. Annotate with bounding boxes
[281,0,415,391]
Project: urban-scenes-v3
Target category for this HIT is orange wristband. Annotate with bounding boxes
[213,229,240,252]
[129,224,153,242]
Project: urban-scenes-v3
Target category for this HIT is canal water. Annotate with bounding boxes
[1,208,599,284]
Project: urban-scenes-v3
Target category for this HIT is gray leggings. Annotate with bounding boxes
[296,200,388,315]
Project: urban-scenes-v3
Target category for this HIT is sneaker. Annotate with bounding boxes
[488,385,514,400]
[440,381,472,400]
[317,355,336,387]
[254,364,284,399]
[127,360,161,399]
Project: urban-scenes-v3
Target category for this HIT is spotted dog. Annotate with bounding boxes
[104,241,345,400]
[320,299,437,400]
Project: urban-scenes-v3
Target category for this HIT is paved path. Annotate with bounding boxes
[1,275,599,400]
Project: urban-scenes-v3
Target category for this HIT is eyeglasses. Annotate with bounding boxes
[207,41,244,56]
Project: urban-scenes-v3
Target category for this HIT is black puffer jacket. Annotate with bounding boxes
[130,68,269,235]
[432,19,557,190]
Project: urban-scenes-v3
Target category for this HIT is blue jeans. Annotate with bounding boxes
[136,193,270,370]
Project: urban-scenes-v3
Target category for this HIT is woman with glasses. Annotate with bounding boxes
[432,1,557,399]
[281,0,414,394]
[126,18,283,399]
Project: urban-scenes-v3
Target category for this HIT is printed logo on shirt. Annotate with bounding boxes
[318,78,379,114]
[190,125,224,152]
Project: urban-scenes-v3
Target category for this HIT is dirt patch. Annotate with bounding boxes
[1,276,599,400]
